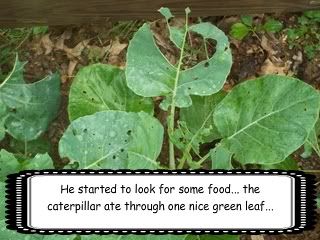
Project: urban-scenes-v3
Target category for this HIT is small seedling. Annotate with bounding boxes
[287,10,320,59]
[230,15,283,40]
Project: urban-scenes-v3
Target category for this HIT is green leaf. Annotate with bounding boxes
[0,183,45,239]
[126,21,232,110]
[81,236,189,240]
[44,235,77,240]
[241,16,253,27]
[159,7,185,49]
[230,23,250,40]
[187,235,240,240]
[302,119,320,158]
[32,26,48,36]
[68,64,153,121]
[9,137,51,156]
[0,149,20,182]
[0,104,6,141]
[180,92,226,143]
[304,10,320,21]
[0,151,53,239]
[211,144,233,169]
[261,157,299,170]
[0,56,60,141]
[22,153,54,170]
[317,194,320,208]
[0,150,54,181]
[263,19,283,33]
[213,75,320,165]
[0,220,44,240]
[158,7,174,20]
[0,182,5,218]
[59,111,164,169]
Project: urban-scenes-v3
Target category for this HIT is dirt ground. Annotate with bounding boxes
[1,12,320,239]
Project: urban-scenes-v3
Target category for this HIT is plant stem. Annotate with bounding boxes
[168,12,189,170]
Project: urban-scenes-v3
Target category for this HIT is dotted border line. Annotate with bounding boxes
[12,170,308,234]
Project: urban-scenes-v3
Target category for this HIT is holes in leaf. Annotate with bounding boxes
[204,62,210,68]
[127,130,132,136]
[83,128,88,133]
[83,91,87,94]
[91,98,95,102]
[112,155,116,159]
[10,108,17,113]
[120,149,124,152]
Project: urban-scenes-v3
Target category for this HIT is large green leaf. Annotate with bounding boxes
[126,14,232,110]
[68,64,154,121]
[180,92,226,143]
[213,75,320,165]
[0,56,60,141]
[59,111,163,169]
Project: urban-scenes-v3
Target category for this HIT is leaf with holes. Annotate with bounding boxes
[0,56,60,141]
[213,75,320,165]
[126,10,232,110]
[68,64,154,121]
[59,111,163,169]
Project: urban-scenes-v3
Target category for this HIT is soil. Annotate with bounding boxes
[1,12,320,239]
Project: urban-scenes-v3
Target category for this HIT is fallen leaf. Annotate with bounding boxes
[261,35,277,56]
[108,38,127,56]
[64,39,91,59]
[260,58,291,76]
[251,236,264,240]
[41,34,54,55]
[67,60,78,78]
[55,30,72,50]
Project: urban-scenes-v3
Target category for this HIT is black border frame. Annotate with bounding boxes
[5,169,317,235]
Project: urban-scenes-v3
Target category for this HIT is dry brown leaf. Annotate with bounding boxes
[260,58,291,76]
[55,30,72,50]
[109,38,127,56]
[261,35,277,56]
[64,39,91,59]
[41,34,54,55]
[67,61,78,78]
[251,236,265,240]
